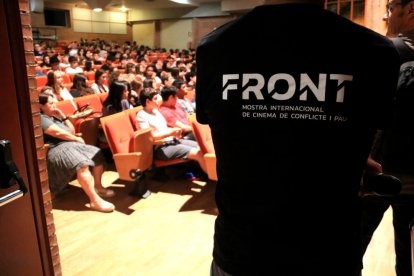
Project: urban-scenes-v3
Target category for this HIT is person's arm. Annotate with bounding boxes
[151,127,181,142]
[173,120,192,133]
[52,106,76,133]
[44,124,85,144]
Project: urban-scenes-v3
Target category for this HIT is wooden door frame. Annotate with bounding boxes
[3,0,54,274]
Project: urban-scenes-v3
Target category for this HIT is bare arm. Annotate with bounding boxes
[44,124,84,144]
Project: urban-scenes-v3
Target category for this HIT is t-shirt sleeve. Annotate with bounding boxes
[41,114,54,131]
[136,111,150,130]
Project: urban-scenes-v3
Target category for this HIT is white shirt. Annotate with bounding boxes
[136,109,173,141]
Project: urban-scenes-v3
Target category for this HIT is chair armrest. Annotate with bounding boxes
[204,153,217,181]
[113,152,143,181]
[132,128,154,171]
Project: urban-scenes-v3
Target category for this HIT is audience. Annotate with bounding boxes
[136,88,206,172]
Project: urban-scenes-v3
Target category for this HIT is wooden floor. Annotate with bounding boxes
[52,164,397,276]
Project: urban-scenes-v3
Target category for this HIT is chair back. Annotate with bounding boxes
[191,120,215,154]
[125,106,143,131]
[74,94,103,116]
[55,100,77,117]
[100,112,135,154]
[191,119,217,180]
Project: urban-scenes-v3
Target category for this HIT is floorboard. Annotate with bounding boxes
[52,165,396,275]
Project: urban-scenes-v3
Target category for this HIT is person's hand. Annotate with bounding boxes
[52,107,66,119]
[75,136,85,144]
[170,127,182,138]
[366,155,383,175]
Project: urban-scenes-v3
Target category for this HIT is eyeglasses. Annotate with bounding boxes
[386,1,403,12]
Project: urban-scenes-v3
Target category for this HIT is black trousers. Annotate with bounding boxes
[361,195,414,276]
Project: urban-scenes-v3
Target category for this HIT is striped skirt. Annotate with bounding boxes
[46,141,105,195]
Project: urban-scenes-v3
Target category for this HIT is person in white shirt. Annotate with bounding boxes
[65,56,84,74]
[136,88,206,172]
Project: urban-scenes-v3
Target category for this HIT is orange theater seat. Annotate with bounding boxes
[61,73,71,84]
[99,92,108,104]
[55,99,99,146]
[74,94,103,117]
[36,76,48,87]
[191,120,217,181]
[85,71,95,81]
[125,106,143,131]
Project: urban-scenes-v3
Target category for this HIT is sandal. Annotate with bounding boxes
[95,188,116,198]
[90,200,115,213]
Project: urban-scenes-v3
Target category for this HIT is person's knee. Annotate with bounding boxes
[188,148,202,160]
[77,165,90,174]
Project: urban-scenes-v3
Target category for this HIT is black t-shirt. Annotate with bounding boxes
[196,4,399,274]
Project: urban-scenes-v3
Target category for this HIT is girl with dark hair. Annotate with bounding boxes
[84,60,93,72]
[70,73,94,98]
[102,81,130,116]
[39,92,115,212]
[91,69,109,94]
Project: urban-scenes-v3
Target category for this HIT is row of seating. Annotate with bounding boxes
[99,107,218,186]
[36,71,96,88]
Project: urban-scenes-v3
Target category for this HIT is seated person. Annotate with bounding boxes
[45,70,73,102]
[158,86,195,140]
[102,81,130,116]
[136,88,206,172]
[65,56,83,74]
[70,73,94,98]
[39,92,115,213]
[91,69,109,94]
[172,79,195,115]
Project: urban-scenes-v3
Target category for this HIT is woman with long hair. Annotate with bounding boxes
[70,73,94,98]
[46,70,73,102]
[102,81,130,116]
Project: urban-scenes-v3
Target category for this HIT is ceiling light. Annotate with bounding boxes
[84,0,112,12]
[170,0,193,4]
[120,5,128,12]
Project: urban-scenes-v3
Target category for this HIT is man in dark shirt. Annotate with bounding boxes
[196,0,400,275]
[361,0,414,275]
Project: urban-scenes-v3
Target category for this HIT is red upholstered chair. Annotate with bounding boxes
[74,94,103,117]
[100,112,153,197]
[125,106,143,131]
[36,76,48,88]
[61,73,71,84]
[85,71,95,81]
[55,100,77,118]
[191,119,217,181]
[99,92,108,104]
[55,99,100,146]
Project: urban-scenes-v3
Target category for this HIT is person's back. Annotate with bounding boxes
[196,2,400,275]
